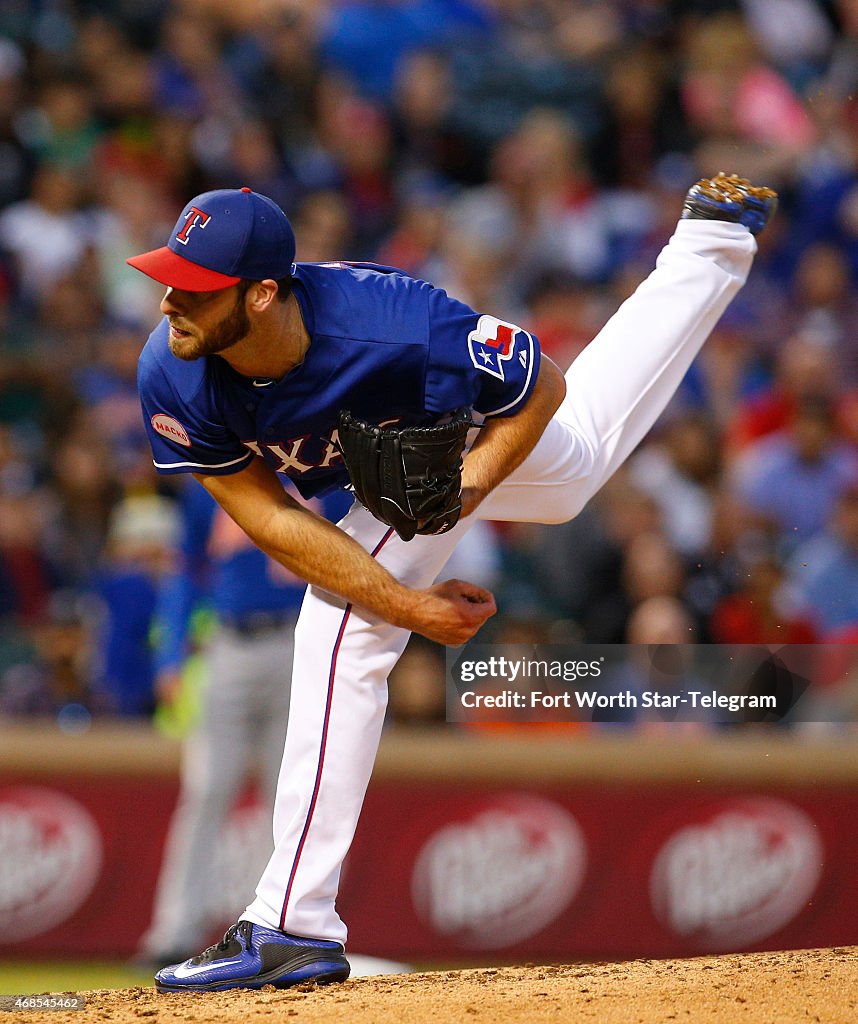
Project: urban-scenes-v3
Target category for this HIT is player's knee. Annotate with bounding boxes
[541,501,584,526]
[533,478,591,524]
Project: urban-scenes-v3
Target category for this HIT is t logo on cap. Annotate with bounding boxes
[176,207,211,246]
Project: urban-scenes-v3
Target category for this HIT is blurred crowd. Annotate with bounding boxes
[0,0,856,727]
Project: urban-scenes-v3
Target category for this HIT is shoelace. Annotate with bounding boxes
[191,921,253,964]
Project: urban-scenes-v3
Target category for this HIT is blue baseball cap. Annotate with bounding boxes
[127,187,296,291]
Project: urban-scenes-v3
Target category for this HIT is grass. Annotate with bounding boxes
[0,963,155,995]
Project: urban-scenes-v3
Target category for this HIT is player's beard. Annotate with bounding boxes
[168,293,250,361]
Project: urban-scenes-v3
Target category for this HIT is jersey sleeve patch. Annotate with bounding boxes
[151,413,192,447]
[138,327,254,477]
[424,287,541,420]
[468,316,538,417]
[468,315,527,382]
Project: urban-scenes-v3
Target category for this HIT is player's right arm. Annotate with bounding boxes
[194,458,495,645]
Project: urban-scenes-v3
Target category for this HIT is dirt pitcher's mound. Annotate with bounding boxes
[12,947,858,1024]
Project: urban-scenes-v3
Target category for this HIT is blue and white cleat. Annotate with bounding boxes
[155,920,350,993]
[682,173,778,236]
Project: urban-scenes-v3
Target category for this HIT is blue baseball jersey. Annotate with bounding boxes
[138,262,541,498]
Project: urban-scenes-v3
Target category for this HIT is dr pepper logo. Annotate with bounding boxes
[151,413,192,447]
[0,787,103,941]
[650,797,823,949]
[411,794,586,948]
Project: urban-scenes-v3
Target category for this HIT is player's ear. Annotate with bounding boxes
[245,279,279,313]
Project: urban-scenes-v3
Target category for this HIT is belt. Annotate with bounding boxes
[221,612,295,637]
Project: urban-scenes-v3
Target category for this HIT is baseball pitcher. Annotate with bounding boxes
[128,176,776,991]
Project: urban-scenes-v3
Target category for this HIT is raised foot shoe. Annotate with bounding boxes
[155,920,350,993]
[681,173,778,236]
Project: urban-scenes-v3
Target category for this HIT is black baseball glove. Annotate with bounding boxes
[336,410,474,542]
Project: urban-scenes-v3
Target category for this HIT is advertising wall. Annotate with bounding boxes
[1,727,856,960]
[343,784,851,959]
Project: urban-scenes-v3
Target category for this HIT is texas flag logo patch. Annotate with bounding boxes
[468,315,528,382]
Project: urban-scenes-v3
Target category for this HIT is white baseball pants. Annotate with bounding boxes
[242,220,757,943]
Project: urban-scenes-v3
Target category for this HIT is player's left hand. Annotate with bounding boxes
[337,410,472,541]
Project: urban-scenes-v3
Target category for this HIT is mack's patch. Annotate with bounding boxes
[151,413,192,447]
[467,315,528,382]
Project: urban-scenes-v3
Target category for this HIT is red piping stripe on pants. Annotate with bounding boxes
[279,526,396,930]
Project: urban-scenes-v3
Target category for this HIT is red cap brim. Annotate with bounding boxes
[126,247,240,291]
